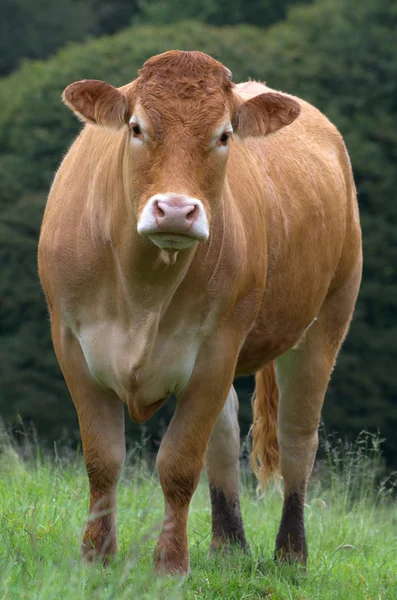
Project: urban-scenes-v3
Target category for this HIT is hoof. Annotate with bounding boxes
[80,536,117,566]
[210,539,250,555]
[154,544,190,576]
[274,544,307,569]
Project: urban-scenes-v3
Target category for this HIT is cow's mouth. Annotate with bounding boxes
[148,232,198,251]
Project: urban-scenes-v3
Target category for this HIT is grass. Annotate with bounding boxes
[0,432,396,600]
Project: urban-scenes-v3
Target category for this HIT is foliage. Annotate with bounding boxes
[0,0,95,76]
[136,0,312,29]
[90,0,141,35]
[0,435,396,599]
[0,1,396,462]
[0,0,304,77]
[0,195,79,444]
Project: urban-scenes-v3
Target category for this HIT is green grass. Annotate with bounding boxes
[0,434,396,599]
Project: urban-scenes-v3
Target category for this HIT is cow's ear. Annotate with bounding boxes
[62,79,130,129]
[232,92,300,137]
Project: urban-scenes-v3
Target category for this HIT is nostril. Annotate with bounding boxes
[186,204,198,221]
[153,200,166,219]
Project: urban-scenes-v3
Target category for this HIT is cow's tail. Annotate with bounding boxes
[251,361,280,490]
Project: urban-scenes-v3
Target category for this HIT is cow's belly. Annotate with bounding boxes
[237,318,315,375]
[75,319,202,412]
[237,284,326,374]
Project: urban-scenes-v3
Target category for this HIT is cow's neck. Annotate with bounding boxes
[117,232,199,304]
[88,133,229,324]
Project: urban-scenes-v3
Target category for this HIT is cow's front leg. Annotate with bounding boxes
[154,345,237,574]
[52,325,125,563]
[205,385,248,552]
[79,395,125,563]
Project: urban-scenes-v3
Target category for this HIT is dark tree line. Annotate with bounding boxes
[0,0,311,76]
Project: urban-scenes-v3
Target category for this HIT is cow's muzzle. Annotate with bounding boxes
[137,193,209,250]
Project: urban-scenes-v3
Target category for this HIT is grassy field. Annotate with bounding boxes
[0,434,396,600]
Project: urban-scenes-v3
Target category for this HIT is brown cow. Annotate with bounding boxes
[38,50,362,573]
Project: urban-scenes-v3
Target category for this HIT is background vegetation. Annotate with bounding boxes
[0,0,396,465]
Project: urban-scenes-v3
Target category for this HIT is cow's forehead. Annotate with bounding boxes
[134,51,233,136]
[138,50,232,89]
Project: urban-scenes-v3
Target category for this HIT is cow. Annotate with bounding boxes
[38,50,362,574]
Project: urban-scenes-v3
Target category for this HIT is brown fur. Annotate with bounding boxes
[233,92,300,136]
[63,80,130,128]
[38,50,362,574]
[251,361,280,487]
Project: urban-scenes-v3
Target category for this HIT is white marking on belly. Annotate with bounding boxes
[76,319,202,404]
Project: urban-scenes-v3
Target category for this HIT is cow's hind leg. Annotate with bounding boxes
[52,325,125,563]
[205,386,248,552]
[275,267,361,566]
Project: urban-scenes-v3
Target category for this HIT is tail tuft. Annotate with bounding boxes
[251,361,280,490]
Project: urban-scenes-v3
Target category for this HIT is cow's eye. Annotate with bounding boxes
[132,124,141,136]
[218,131,231,147]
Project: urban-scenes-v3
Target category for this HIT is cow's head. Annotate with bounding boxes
[63,51,300,251]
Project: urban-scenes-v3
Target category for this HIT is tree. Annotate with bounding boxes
[137,0,312,28]
[0,0,95,76]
